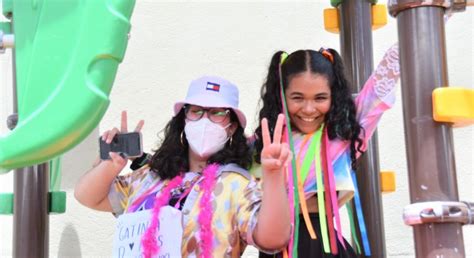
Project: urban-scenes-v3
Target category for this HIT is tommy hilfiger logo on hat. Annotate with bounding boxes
[206,82,220,92]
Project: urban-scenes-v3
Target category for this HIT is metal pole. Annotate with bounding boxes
[390,2,465,257]
[8,15,50,258]
[338,1,387,257]
[13,164,50,258]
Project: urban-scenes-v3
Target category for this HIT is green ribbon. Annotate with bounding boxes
[346,203,362,254]
[278,53,300,257]
[299,126,323,183]
[299,126,330,252]
[313,131,330,253]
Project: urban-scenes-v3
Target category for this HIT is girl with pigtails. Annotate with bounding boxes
[254,44,400,258]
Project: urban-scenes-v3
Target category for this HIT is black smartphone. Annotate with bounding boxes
[99,132,143,160]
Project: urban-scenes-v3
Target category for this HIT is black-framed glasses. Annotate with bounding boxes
[184,105,231,123]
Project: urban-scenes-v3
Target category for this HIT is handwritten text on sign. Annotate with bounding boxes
[112,206,183,258]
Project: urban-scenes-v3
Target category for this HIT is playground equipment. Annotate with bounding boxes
[388,0,474,257]
[0,0,135,170]
[325,1,391,257]
[0,0,136,257]
[1,0,472,257]
[324,0,474,257]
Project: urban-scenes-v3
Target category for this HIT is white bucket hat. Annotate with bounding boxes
[174,76,247,128]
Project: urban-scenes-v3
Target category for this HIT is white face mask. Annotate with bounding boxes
[184,118,231,158]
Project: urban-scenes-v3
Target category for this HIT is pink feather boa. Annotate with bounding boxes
[141,163,219,258]
[141,174,183,258]
[198,163,218,258]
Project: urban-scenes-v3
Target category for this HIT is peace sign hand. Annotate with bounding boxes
[260,114,292,174]
[101,110,144,144]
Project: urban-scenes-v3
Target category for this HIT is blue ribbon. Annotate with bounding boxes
[351,171,371,256]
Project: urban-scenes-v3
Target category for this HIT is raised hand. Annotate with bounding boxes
[260,114,292,174]
[100,111,145,168]
[101,110,144,144]
[254,114,292,246]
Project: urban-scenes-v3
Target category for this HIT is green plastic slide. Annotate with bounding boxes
[0,0,136,171]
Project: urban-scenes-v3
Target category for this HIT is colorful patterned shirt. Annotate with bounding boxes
[108,163,267,257]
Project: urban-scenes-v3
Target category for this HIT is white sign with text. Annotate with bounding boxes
[112,206,183,258]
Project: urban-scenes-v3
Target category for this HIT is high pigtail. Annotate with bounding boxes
[254,51,286,163]
[324,48,364,170]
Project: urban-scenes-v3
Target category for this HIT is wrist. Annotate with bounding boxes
[98,160,124,177]
[261,169,285,184]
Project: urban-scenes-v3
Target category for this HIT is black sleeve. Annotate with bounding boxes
[129,152,151,170]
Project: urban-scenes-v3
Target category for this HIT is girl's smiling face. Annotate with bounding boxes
[285,72,332,134]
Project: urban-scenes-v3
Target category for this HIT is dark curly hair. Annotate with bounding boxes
[254,49,364,169]
[149,108,252,179]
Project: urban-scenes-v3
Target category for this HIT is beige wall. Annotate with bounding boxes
[1,1,473,257]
